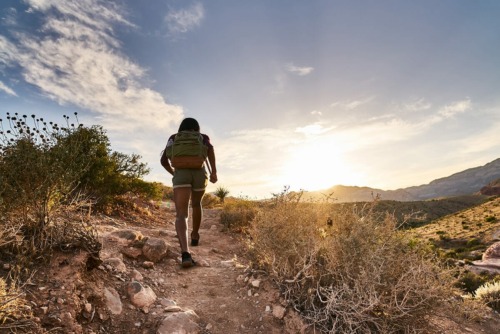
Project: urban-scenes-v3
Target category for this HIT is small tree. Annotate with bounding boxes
[214,186,230,203]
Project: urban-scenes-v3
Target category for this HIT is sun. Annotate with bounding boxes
[277,138,361,192]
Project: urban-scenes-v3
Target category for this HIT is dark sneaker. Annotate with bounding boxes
[190,232,199,246]
[181,252,195,268]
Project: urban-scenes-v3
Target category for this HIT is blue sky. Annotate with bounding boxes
[1,0,499,198]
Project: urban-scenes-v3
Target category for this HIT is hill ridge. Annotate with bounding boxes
[307,158,500,202]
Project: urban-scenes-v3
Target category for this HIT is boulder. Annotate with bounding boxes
[142,238,169,263]
[157,310,199,334]
[127,282,157,309]
[483,241,500,260]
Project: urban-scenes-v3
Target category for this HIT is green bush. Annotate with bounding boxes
[0,114,103,229]
[247,188,456,333]
[485,215,496,223]
[456,271,489,294]
[0,112,153,259]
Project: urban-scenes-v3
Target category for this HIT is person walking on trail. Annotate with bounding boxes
[160,117,217,268]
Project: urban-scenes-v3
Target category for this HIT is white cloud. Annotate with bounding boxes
[165,2,204,35]
[438,98,471,118]
[295,123,335,136]
[0,81,17,96]
[25,0,132,30]
[331,96,375,110]
[0,35,18,65]
[1,0,183,132]
[402,98,432,112]
[1,7,18,26]
[286,63,314,76]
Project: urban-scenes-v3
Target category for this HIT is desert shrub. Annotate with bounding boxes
[248,189,455,333]
[0,278,34,329]
[0,112,149,261]
[484,215,496,223]
[0,114,105,238]
[214,186,230,203]
[474,281,500,312]
[455,271,489,294]
[220,197,259,232]
[202,193,219,208]
[466,238,481,247]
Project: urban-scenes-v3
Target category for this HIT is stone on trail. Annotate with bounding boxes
[272,305,286,319]
[142,237,169,263]
[104,287,123,315]
[130,269,144,281]
[102,257,127,273]
[157,309,200,334]
[127,281,157,309]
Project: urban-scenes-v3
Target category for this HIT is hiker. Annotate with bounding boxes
[160,117,217,267]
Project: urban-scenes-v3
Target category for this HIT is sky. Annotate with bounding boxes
[1,0,499,199]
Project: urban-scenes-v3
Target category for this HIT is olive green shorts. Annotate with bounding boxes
[172,168,208,191]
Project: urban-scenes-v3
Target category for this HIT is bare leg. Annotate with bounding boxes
[173,187,191,253]
[190,190,205,241]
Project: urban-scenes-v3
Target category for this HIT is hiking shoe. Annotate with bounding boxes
[190,232,199,246]
[181,252,195,268]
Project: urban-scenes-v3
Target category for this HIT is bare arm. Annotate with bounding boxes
[160,149,174,176]
[207,147,217,183]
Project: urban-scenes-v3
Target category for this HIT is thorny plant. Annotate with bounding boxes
[248,187,458,333]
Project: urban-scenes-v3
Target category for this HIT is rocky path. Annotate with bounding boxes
[20,204,304,334]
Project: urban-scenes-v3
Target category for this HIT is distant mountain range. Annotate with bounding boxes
[306,158,500,202]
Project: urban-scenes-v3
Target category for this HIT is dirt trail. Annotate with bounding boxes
[18,203,300,334]
[131,207,290,334]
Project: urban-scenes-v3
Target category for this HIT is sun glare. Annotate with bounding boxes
[278,138,361,192]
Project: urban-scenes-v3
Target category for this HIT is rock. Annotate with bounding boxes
[265,305,271,312]
[251,279,261,288]
[108,230,143,244]
[121,247,143,259]
[159,298,177,307]
[104,287,123,315]
[165,305,183,312]
[130,269,144,281]
[102,257,127,273]
[471,258,500,274]
[127,282,157,308]
[272,305,286,319]
[220,260,234,267]
[157,310,199,334]
[142,261,155,269]
[483,242,500,260]
[197,259,210,267]
[84,303,92,313]
[142,238,169,263]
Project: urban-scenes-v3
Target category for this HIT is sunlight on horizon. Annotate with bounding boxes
[277,138,364,192]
